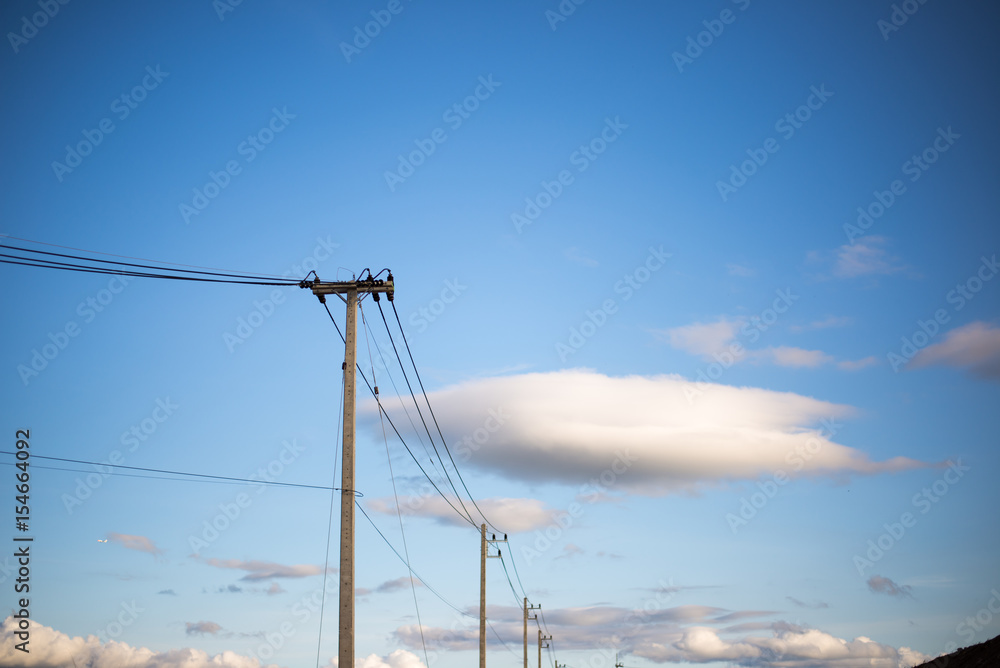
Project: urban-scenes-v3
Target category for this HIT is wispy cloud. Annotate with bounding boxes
[195,557,329,581]
[107,532,163,557]
[185,621,222,636]
[367,496,560,533]
[832,236,906,278]
[762,346,835,368]
[909,321,1000,380]
[868,575,913,598]
[786,596,829,609]
[364,370,928,496]
[838,356,879,371]
[391,604,928,667]
[656,318,743,357]
[565,246,599,267]
[727,263,755,277]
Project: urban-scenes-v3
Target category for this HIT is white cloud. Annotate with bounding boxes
[909,321,1000,379]
[727,263,755,277]
[329,650,427,668]
[762,346,835,368]
[107,532,163,557]
[367,496,560,533]
[391,604,929,668]
[640,626,931,666]
[833,237,905,278]
[0,617,278,668]
[565,246,599,267]
[657,318,744,357]
[838,356,879,371]
[659,319,857,370]
[186,621,222,636]
[194,557,328,581]
[363,370,927,497]
[868,575,913,598]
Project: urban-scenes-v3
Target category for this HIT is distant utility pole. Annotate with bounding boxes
[481,525,506,668]
[524,598,540,668]
[538,629,552,668]
[615,653,624,668]
[309,273,394,668]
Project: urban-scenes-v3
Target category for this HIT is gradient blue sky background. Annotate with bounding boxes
[1,1,998,667]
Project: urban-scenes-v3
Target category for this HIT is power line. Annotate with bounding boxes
[373,300,475,526]
[355,502,519,660]
[363,306,431,668]
[383,300,498,533]
[0,452,348,493]
[316,368,346,668]
[319,301,477,529]
[0,234,294,279]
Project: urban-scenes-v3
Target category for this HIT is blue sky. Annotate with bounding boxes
[1,1,999,667]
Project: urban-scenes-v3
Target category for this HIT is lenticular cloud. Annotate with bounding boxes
[364,369,927,495]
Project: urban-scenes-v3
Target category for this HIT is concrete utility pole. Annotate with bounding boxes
[481,525,506,668]
[310,273,394,668]
[524,598,540,668]
[538,629,551,668]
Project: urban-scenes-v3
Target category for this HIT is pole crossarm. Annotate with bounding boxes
[305,274,394,300]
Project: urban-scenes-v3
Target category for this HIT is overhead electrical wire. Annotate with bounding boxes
[361,303,431,668]
[0,452,350,492]
[0,234,295,279]
[2,243,555,662]
[319,301,476,529]
[315,369,346,668]
[373,300,475,526]
[354,501,519,659]
[383,300,499,533]
[362,307,450,489]
[0,242,303,286]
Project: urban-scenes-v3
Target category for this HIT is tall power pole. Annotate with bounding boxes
[523,598,540,668]
[538,629,551,668]
[481,525,506,668]
[310,273,394,668]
